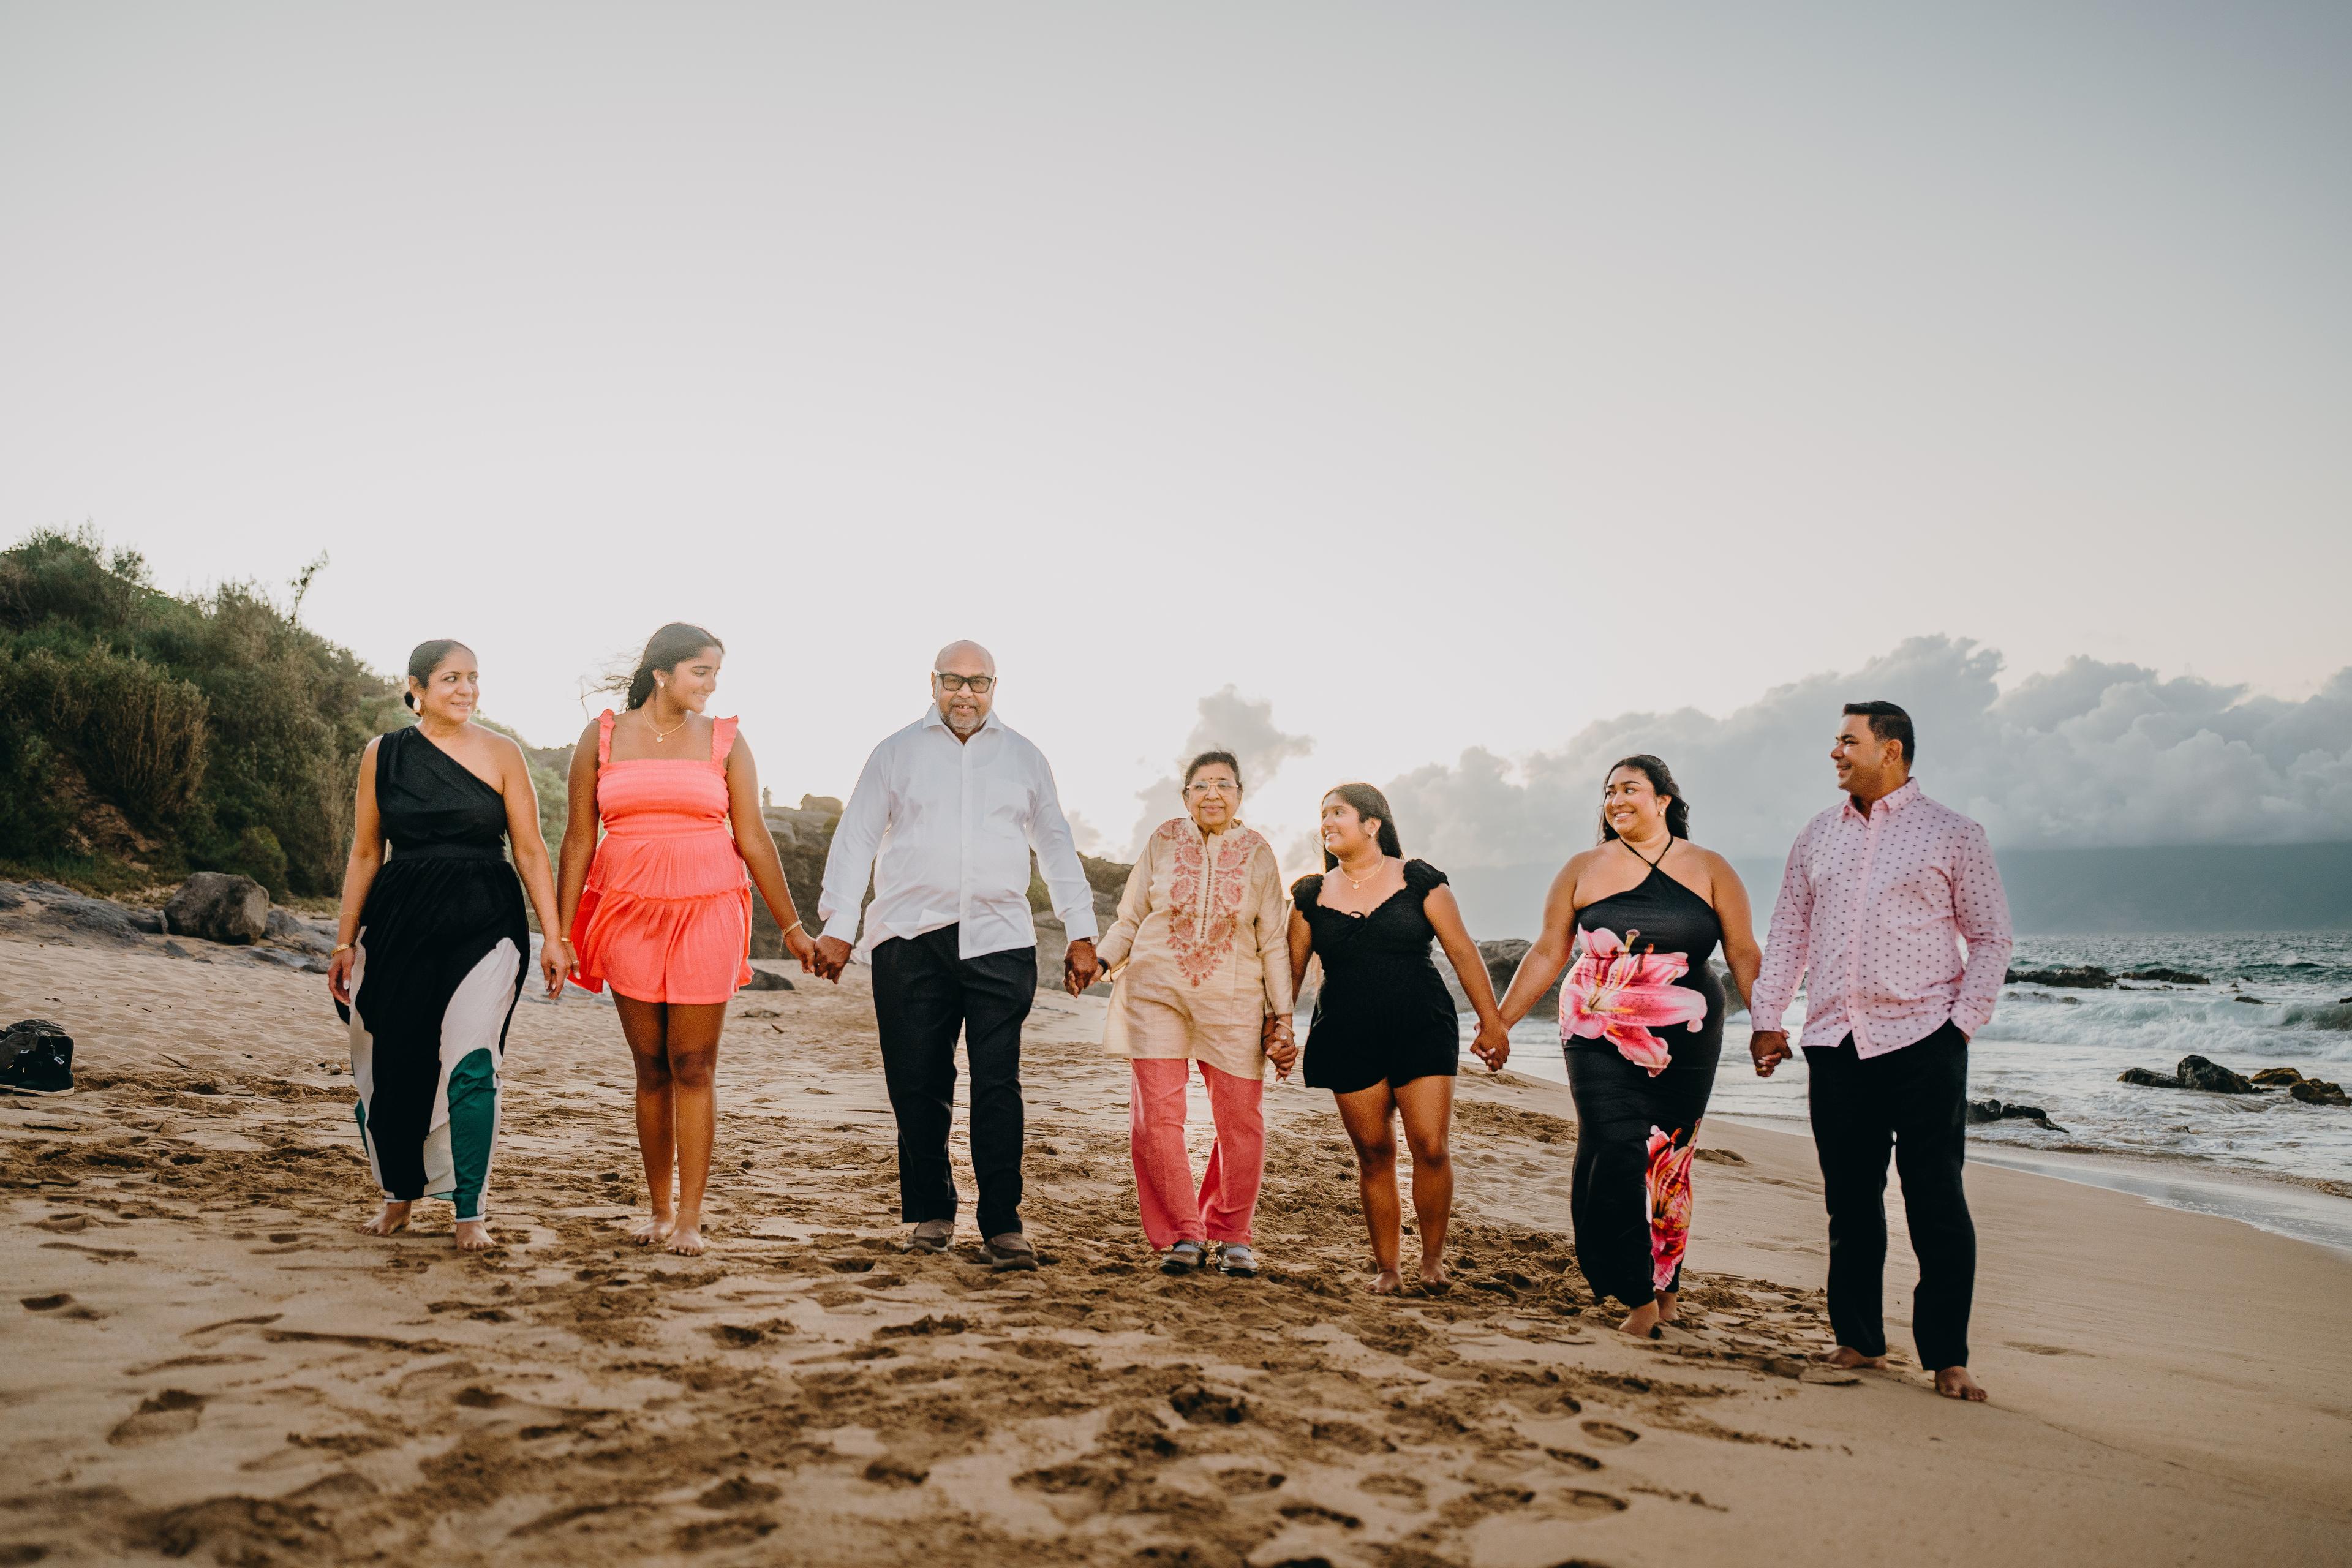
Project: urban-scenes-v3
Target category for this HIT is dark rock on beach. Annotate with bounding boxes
[2176,1055,2258,1094]
[164,873,270,945]
[2250,1067,2304,1087]
[2231,995,2269,1006]
[743,966,794,992]
[2290,1079,2349,1107]
[35,891,143,944]
[1967,1098,2065,1131]
[2006,966,2116,989]
[264,908,334,953]
[2118,1067,2180,1088]
[1479,939,1566,1012]
[2120,967,2211,986]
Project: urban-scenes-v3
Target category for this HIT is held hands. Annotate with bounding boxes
[1063,939,1102,996]
[1471,1016,1512,1074]
[810,934,853,984]
[1749,1029,1793,1077]
[538,935,573,999]
[1262,1014,1298,1079]
[783,925,821,974]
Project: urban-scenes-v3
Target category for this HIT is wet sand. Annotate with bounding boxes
[3,928,2349,1566]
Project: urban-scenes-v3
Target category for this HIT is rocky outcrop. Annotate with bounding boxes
[743,966,794,992]
[164,873,270,945]
[748,802,840,960]
[1966,1098,2065,1131]
[2006,966,2115,989]
[2120,1055,2261,1093]
[2176,1055,2258,1093]
[2122,1058,2341,1101]
[2119,967,2210,986]
[264,908,334,953]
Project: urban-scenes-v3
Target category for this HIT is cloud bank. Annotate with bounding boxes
[1126,686,1316,855]
[1379,638,2352,866]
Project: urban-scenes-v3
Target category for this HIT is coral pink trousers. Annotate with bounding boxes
[1129,1058,1265,1248]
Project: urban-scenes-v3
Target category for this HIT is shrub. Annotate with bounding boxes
[7,644,208,829]
[0,527,403,895]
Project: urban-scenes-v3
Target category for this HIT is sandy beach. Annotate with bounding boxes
[4,921,2349,1567]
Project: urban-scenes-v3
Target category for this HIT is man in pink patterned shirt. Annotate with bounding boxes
[1749,701,2012,1403]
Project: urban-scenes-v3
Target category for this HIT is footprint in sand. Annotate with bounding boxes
[2008,1341,2087,1357]
[21,1292,105,1321]
[108,1389,208,1446]
[1581,1419,1641,1446]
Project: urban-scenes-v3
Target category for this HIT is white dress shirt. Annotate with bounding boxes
[819,707,1101,960]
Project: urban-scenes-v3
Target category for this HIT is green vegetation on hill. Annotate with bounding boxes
[1,529,1143,921]
[0,529,407,896]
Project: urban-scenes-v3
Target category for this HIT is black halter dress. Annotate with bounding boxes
[1559,839,1727,1309]
[341,726,530,1221]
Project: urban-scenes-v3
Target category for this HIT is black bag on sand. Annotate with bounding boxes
[0,1019,75,1096]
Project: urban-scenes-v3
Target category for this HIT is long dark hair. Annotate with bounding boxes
[1597,753,1690,843]
[404,639,472,711]
[1321,782,1403,869]
[622,622,723,710]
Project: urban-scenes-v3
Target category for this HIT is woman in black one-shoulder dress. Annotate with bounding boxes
[1289,783,1507,1295]
[1480,756,1761,1336]
[327,641,568,1250]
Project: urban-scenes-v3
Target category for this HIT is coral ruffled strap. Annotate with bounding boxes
[711,715,739,767]
[597,709,614,767]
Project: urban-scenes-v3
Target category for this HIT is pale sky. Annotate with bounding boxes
[5,3,2347,870]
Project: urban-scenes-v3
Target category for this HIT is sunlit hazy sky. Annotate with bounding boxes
[5,3,2347,864]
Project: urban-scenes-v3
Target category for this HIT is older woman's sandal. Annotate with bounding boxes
[1216,1244,1258,1277]
[1160,1241,1207,1275]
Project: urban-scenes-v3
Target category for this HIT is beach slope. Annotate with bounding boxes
[3,933,2347,1566]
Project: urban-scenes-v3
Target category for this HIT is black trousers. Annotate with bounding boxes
[870,925,1036,1237]
[1804,1020,1976,1371]
[1566,1049,1714,1309]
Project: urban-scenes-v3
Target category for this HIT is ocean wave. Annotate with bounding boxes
[1946,986,2352,1072]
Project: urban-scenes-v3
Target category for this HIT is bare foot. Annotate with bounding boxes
[454,1218,494,1253]
[630,1213,676,1247]
[1654,1289,1679,1324]
[360,1200,410,1237]
[1935,1365,1988,1402]
[665,1222,705,1257]
[1370,1268,1403,1295]
[1417,1258,1450,1293]
[1619,1300,1663,1338]
[1814,1345,1890,1370]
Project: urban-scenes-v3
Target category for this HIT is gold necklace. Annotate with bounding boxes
[647,708,688,744]
[1340,856,1387,889]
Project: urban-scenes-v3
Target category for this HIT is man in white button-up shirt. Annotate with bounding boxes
[812,641,1100,1270]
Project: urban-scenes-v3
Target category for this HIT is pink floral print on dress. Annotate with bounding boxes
[1645,1124,1697,1294]
[1559,927,1707,1076]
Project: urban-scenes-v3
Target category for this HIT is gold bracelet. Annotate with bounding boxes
[783,919,805,939]
[331,942,355,956]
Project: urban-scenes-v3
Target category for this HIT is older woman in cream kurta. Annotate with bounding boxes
[1098,778,1294,1275]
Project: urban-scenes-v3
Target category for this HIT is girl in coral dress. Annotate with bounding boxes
[557,622,818,1255]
